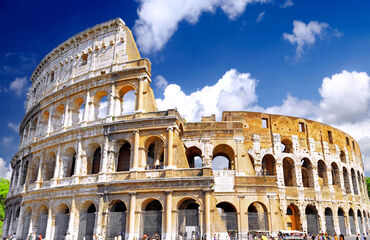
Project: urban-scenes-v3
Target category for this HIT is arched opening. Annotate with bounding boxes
[340,151,346,163]
[178,199,200,239]
[78,202,96,240]
[281,139,293,153]
[21,208,32,240]
[358,210,364,235]
[248,202,268,231]
[186,147,203,168]
[93,91,108,120]
[91,147,101,174]
[325,208,335,236]
[283,157,296,186]
[331,163,340,186]
[317,160,328,186]
[212,144,235,170]
[54,204,70,240]
[71,97,85,124]
[37,205,48,238]
[262,154,276,176]
[146,137,164,170]
[142,200,162,239]
[343,168,351,194]
[305,205,319,235]
[62,148,77,178]
[301,158,313,188]
[118,86,136,115]
[338,208,347,235]
[107,201,127,239]
[43,152,56,181]
[216,202,238,239]
[286,204,300,231]
[117,142,131,171]
[351,169,358,194]
[349,208,356,235]
[52,104,65,131]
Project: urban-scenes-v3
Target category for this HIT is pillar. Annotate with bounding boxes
[166,127,174,169]
[127,192,136,240]
[132,130,140,170]
[165,191,172,240]
[204,190,211,239]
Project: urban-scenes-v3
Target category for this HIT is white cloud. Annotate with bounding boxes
[9,76,29,97]
[256,11,265,22]
[283,20,340,58]
[0,158,11,180]
[134,0,269,54]
[154,75,168,90]
[8,122,19,133]
[156,69,257,121]
[281,0,293,8]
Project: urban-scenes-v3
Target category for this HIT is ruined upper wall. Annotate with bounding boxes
[26,18,141,112]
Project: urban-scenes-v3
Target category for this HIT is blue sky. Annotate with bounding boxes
[1,0,370,177]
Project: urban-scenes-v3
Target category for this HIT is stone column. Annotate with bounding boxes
[165,191,172,240]
[204,190,211,239]
[166,127,174,169]
[132,130,140,170]
[127,192,136,240]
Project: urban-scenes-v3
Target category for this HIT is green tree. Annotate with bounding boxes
[0,178,9,236]
[367,177,370,197]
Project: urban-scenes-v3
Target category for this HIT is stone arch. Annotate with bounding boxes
[305,205,319,235]
[301,158,314,188]
[29,156,40,184]
[340,150,346,163]
[248,202,268,231]
[37,204,48,238]
[325,207,335,236]
[117,141,131,172]
[93,90,108,119]
[178,198,201,238]
[42,151,56,181]
[71,96,85,124]
[107,200,127,239]
[317,160,328,186]
[52,103,65,131]
[331,162,340,186]
[62,147,77,178]
[78,201,97,240]
[283,157,296,186]
[55,203,70,240]
[142,199,163,238]
[216,202,238,237]
[117,85,137,115]
[338,207,347,235]
[349,208,356,235]
[351,168,359,194]
[343,167,351,194]
[281,138,293,153]
[286,204,300,231]
[262,154,276,176]
[186,146,203,168]
[212,144,235,170]
[145,136,165,170]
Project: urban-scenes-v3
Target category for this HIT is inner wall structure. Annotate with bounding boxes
[4,18,370,240]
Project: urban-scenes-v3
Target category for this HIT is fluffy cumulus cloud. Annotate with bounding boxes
[0,158,12,180]
[283,20,340,58]
[9,76,29,97]
[156,69,257,121]
[156,69,370,175]
[134,0,269,54]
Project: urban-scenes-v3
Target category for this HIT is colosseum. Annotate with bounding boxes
[3,18,370,240]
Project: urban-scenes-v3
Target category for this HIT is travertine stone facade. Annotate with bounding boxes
[4,18,370,240]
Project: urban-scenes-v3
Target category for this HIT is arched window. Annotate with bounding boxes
[331,162,340,186]
[261,154,276,176]
[317,160,328,186]
[212,144,234,170]
[283,158,296,186]
[248,202,268,231]
[305,205,319,235]
[43,152,56,181]
[55,204,70,240]
[117,142,131,171]
[343,167,351,194]
[286,204,300,231]
[351,168,358,194]
[186,147,203,168]
[178,199,200,238]
[216,202,238,238]
[142,200,162,238]
[146,137,164,170]
[325,208,335,236]
[37,205,48,238]
[91,147,101,174]
[301,158,313,188]
[338,208,347,235]
[79,203,96,240]
[281,139,293,153]
[107,201,127,239]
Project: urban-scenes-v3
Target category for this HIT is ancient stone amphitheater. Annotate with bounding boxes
[3,18,370,240]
